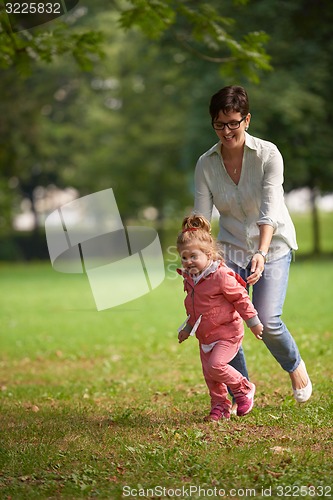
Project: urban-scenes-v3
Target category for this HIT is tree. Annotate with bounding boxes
[0,0,270,76]
[0,0,271,238]
[0,1,106,233]
[118,0,271,82]
[0,5,105,73]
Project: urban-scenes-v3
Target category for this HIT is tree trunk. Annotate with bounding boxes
[310,187,321,255]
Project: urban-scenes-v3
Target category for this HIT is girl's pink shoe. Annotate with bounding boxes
[235,382,256,416]
[204,404,230,421]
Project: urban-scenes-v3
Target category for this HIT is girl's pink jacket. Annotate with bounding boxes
[177,262,260,345]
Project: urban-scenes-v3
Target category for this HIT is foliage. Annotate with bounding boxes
[0,11,105,74]
[0,0,271,77]
[118,0,271,82]
[0,0,272,235]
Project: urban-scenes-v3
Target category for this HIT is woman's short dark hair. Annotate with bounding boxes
[209,85,249,120]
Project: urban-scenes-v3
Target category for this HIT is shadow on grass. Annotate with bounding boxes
[295,251,333,261]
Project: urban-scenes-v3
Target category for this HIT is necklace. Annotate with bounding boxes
[227,162,238,175]
[225,158,241,177]
[221,154,240,175]
[221,143,244,177]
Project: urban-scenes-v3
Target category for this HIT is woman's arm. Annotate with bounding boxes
[248,147,285,285]
[247,224,274,285]
[257,147,284,229]
[193,160,214,221]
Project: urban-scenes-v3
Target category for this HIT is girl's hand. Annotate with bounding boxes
[178,329,190,343]
[250,322,263,340]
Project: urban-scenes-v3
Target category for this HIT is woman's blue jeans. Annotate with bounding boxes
[227,250,301,376]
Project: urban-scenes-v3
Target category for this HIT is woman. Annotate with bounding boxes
[194,85,312,403]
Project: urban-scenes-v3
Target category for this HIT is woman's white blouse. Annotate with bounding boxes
[194,133,297,268]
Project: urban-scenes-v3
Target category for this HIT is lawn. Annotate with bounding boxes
[0,250,332,499]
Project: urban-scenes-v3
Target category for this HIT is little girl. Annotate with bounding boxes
[177,215,263,421]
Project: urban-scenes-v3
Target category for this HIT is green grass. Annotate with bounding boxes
[0,257,333,499]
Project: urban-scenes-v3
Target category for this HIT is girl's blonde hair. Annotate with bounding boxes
[176,214,222,261]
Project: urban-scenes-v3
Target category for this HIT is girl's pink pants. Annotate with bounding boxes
[199,338,252,410]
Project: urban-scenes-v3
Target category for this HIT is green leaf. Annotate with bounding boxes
[118,0,176,40]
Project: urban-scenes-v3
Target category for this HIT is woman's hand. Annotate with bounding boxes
[250,322,263,340]
[178,329,191,343]
[247,253,265,285]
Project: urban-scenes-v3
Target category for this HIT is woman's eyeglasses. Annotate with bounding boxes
[212,116,246,131]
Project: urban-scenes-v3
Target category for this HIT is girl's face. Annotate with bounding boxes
[179,243,211,276]
[212,110,250,152]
